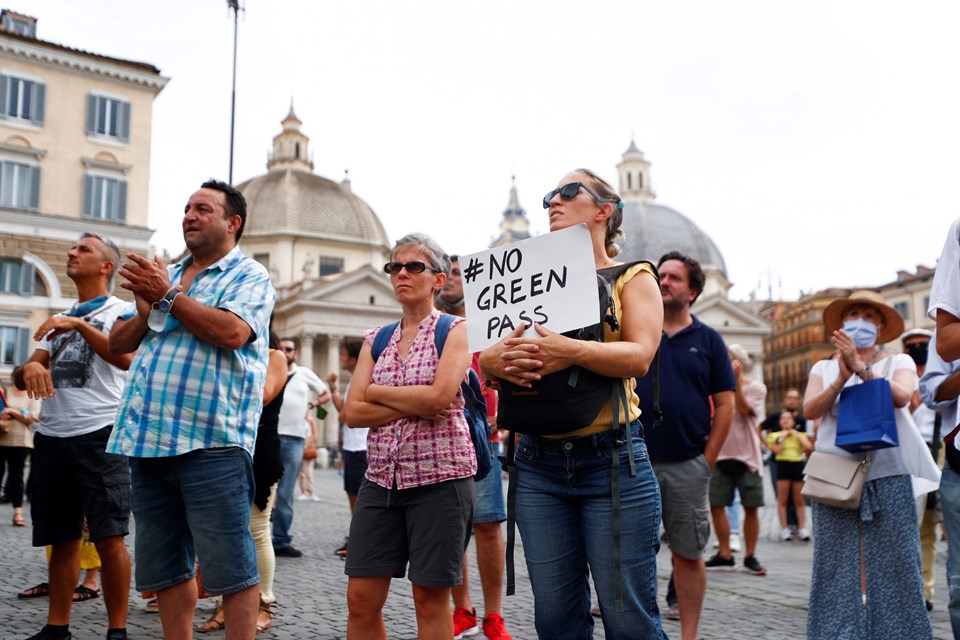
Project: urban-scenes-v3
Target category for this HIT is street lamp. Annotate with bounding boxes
[227,0,241,185]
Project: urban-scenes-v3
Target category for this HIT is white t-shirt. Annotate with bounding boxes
[340,380,368,452]
[35,296,128,438]
[912,402,937,444]
[277,364,328,438]
[929,218,960,322]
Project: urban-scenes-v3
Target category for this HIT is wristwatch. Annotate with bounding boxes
[147,287,181,332]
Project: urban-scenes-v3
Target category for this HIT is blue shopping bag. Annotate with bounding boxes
[835,378,899,453]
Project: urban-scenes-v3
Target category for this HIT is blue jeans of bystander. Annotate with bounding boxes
[939,467,960,639]
[272,435,305,550]
[515,420,667,640]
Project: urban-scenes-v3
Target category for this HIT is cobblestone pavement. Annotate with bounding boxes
[0,466,953,639]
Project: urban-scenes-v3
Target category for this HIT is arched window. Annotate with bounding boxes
[627,173,632,189]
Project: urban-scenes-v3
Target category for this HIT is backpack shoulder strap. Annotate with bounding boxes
[371,321,400,361]
[433,313,455,356]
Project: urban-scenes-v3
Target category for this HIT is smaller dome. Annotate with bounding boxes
[238,170,389,246]
[616,201,727,276]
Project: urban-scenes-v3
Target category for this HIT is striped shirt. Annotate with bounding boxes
[363,309,476,490]
[107,246,275,458]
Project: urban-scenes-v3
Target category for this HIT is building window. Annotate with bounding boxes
[0,160,40,210]
[0,74,44,124]
[924,296,931,314]
[253,253,270,270]
[0,325,30,366]
[85,94,131,141]
[82,175,127,222]
[319,256,344,277]
[637,172,643,189]
[1,14,35,38]
[894,301,909,321]
[0,259,35,295]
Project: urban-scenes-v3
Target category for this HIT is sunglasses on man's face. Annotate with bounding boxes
[383,261,439,275]
[542,182,605,209]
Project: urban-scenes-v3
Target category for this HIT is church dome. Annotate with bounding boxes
[616,201,727,276]
[613,140,727,277]
[238,169,389,246]
[236,105,389,247]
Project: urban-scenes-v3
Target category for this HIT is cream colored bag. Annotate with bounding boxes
[802,451,869,509]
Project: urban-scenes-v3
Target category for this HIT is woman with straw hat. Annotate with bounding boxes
[803,290,939,639]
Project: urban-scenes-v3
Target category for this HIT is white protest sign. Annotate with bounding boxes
[460,224,599,352]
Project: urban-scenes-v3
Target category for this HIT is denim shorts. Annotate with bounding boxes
[130,447,259,595]
[474,441,506,524]
[345,477,476,588]
[31,426,130,547]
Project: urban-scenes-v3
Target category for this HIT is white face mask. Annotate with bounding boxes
[843,318,878,348]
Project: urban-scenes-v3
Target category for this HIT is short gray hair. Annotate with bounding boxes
[391,233,450,276]
[727,343,752,367]
[81,232,122,293]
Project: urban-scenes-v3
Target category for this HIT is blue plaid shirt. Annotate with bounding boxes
[108,246,275,458]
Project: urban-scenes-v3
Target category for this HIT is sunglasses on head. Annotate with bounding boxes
[542,182,606,209]
[383,261,440,275]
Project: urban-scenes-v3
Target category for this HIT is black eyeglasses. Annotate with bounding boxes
[383,261,440,275]
[542,182,606,209]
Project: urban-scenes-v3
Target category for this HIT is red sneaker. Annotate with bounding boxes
[453,607,479,639]
[482,613,513,640]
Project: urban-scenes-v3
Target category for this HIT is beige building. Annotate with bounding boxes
[0,10,167,385]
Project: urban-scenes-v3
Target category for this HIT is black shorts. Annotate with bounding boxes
[345,477,475,588]
[776,460,806,483]
[342,449,368,496]
[31,425,131,547]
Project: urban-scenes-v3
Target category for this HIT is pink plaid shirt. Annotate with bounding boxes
[363,310,477,490]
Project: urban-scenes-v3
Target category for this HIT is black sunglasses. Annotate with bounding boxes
[542,182,606,209]
[383,261,440,275]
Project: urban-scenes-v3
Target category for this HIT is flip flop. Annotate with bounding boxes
[17,582,49,599]
[73,585,101,602]
[197,603,225,633]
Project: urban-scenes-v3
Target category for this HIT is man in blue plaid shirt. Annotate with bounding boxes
[108,179,275,640]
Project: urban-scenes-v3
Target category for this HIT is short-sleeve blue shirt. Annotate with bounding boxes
[636,316,736,462]
[108,246,276,458]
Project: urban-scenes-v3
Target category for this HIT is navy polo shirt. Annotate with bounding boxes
[636,316,736,462]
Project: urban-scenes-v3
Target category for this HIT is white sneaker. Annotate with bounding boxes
[310,495,321,502]
[780,527,793,542]
[296,495,308,501]
[729,533,742,552]
[797,528,811,541]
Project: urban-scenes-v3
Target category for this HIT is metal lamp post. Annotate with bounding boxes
[227,0,240,185]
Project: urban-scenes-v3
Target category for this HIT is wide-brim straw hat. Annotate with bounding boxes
[823,290,905,345]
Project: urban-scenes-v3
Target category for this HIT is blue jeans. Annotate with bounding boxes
[940,467,960,639]
[515,421,667,640]
[272,435,305,549]
[130,448,259,594]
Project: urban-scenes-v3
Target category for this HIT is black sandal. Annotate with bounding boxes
[17,582,49,599]
[73,584,101,602]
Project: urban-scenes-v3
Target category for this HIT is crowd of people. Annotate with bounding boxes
[5,171,960,640]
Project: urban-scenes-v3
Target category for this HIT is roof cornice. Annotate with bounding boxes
[0,34,169,93]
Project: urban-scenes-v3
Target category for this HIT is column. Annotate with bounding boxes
[299,334,315,372]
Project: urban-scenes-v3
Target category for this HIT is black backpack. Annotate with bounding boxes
[497,260,662,610]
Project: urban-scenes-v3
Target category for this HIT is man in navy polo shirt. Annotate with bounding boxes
[636,251,735,640]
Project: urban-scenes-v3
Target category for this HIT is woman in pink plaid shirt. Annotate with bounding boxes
[343,233,476,640]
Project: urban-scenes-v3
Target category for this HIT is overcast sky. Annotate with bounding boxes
[23,0,960,300]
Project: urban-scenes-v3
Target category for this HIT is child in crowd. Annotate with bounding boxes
[766,411,813,541]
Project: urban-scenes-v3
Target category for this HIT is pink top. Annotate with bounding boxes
[716,378,766,475]
[363,310,476,490]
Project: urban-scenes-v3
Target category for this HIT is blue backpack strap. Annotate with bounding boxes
[371,321,400,361]
[433,313,455,355]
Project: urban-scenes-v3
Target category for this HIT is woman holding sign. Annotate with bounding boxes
[803,291,937,640]
[343,233,476,640]
[480,169,666,639]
